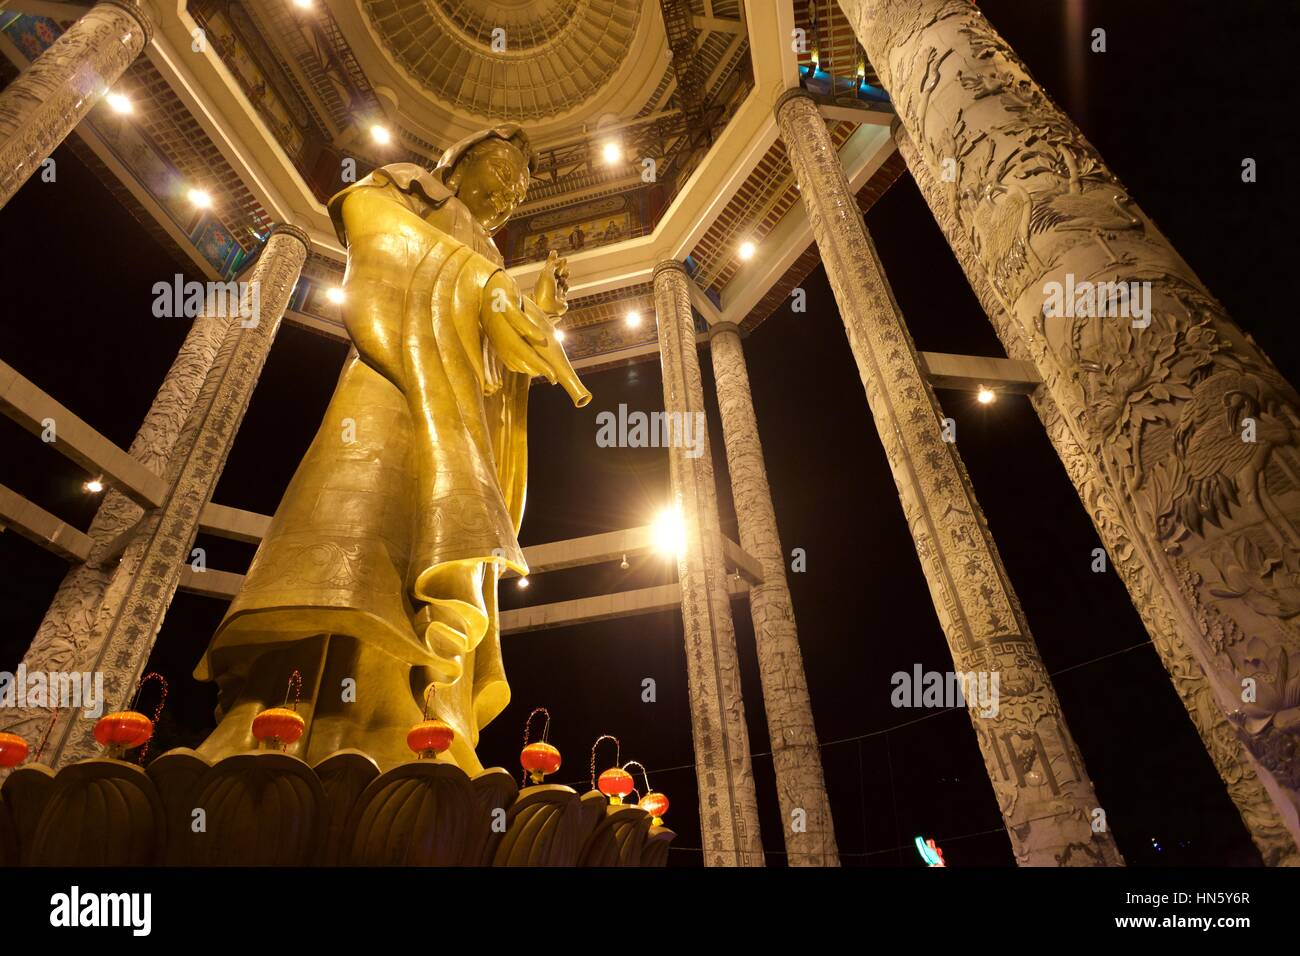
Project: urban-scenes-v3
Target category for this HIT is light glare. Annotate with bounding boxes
[652,507,686,559]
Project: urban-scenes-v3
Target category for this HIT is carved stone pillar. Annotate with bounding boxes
[708,320,839,866]
[0,1,152,209]
[653,260,764,866]
[1,311,225,768]
[41,224,309,768]
[776,88,1120,865]
[896,128,1299,865]
[843,0,1300,848]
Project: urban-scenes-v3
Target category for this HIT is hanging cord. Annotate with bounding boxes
[285,670,303,710]
[622,759,651,806]
[589,734,620,791]
[521,707,552,786]
[132,672,168,763]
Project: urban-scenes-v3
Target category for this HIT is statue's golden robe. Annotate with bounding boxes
[194,161,575,773]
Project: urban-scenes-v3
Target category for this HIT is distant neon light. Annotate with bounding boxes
[915,835,946,867]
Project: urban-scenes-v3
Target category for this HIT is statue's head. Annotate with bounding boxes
[438,125,533,234]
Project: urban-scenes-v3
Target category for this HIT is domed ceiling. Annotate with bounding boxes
[361,0,642,120]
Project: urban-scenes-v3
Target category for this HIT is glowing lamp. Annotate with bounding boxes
[0,732,29,768]
[598,767,634,804]
[94,711,153,757]
[407,719,454,758]
[521,741,561,784]
[639,791,669,826]
[252,707,306,748]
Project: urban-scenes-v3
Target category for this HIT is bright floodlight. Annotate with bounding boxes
[187,188,213,209]
[602,141,623,164]
[626,310,641,328]
[106,92,132,115]
[652,507,686,558]
[554,328,566,342]
[326,287,346,305]
[84,479,105,494]
[977,386,996,405]
[517,576,530,589]
[738,240,756,261]
[293,0,314,9]
[371,124,392,145]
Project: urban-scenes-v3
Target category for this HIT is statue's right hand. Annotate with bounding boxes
[482,272,558,381]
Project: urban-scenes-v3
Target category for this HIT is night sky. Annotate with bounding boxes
[1,1,1296,867]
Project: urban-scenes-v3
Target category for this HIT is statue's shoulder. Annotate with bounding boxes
[328,163,455,247]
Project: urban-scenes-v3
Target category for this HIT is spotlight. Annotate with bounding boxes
[602,141,623,164]
[738,241,756,261]
[652,507,685,558]
[293,0,314,9]
[626,310,641,328]
[370,124,392,145]
[187,188,213,209]
[517,576,530,589]
[106,92,132,115]
[976,386,996,405]
[84,478,104,494]
[554,328,565,342]
[326,287,346,305]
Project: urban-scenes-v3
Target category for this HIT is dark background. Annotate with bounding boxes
[1,0,1296,866]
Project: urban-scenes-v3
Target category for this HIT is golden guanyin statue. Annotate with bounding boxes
[193,125,590,773]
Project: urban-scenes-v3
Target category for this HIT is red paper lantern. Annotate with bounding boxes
[407,719,454,758]
[521,741,561,784]
[0,732,28,768]
[639,791,669,826]
[598,767,634,804]
[94,711,153,757]
[251,707,306,748]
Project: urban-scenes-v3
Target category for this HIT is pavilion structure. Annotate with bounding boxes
[0,0,1297,867]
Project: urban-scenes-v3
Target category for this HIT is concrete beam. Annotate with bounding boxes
[918,351,1043,395]
[817,102,895,127]
[500,577,749,635]
[198,502,272,544]
[0,360,168,509]
[177,566,247,601]
[0,483,93,562]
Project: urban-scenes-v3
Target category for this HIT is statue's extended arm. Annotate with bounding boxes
[482,270,591,407]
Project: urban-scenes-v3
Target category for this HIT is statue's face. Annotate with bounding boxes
[451,139,529,233]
